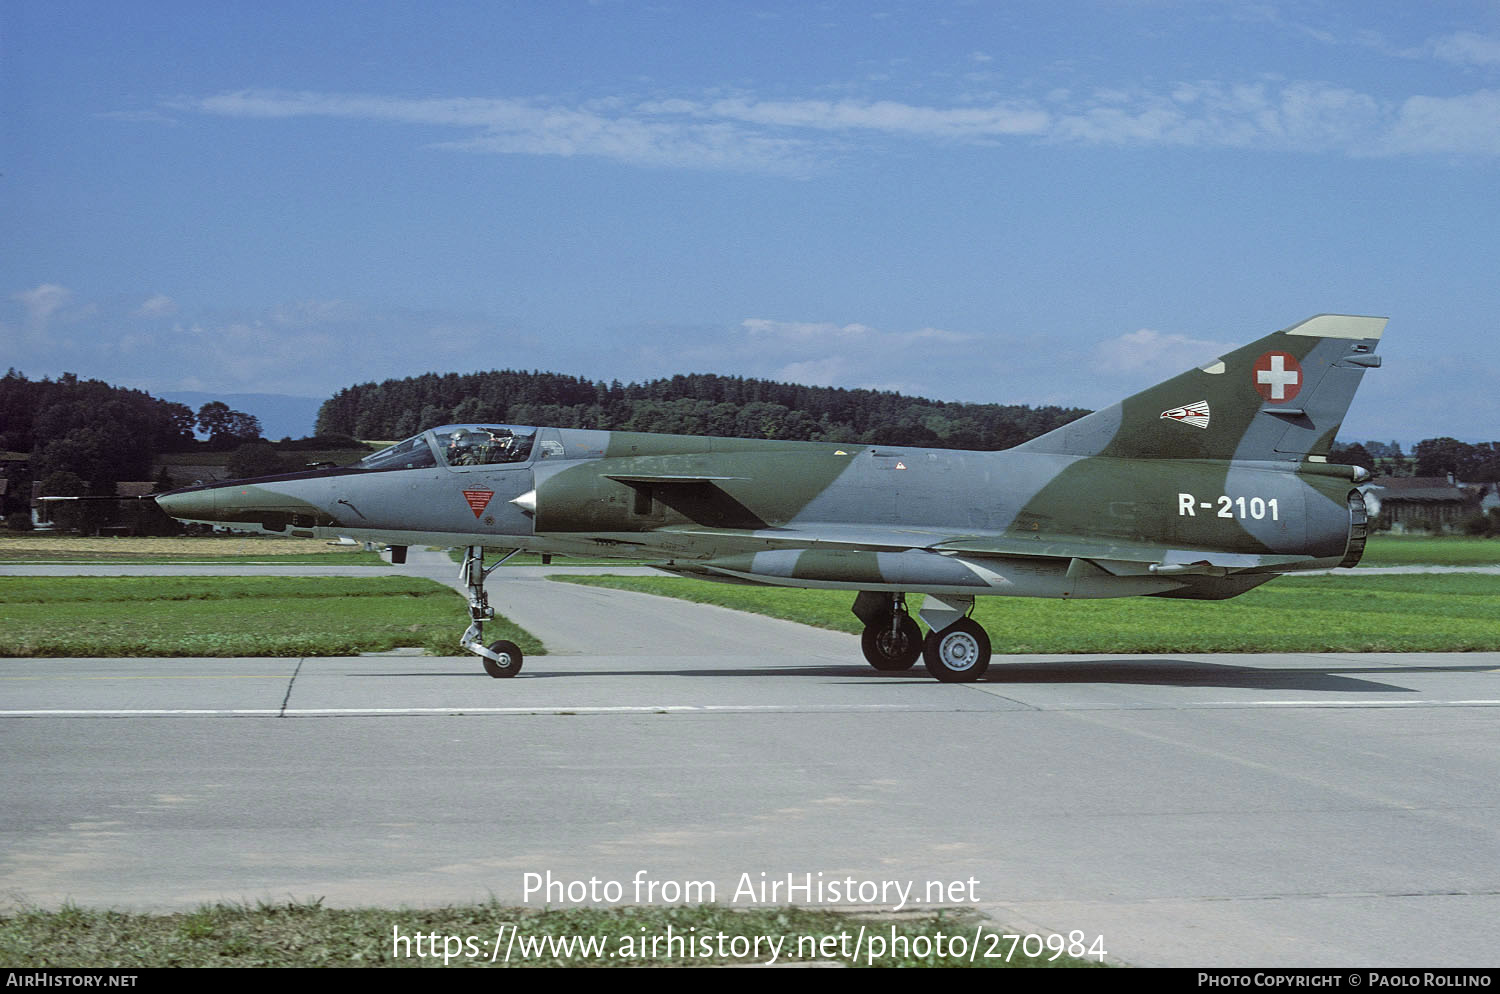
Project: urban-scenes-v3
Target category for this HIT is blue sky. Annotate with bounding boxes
[3,1,1497,444]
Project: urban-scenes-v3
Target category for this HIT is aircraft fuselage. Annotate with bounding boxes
[154,313,1384,681]
[157,425,1361,599]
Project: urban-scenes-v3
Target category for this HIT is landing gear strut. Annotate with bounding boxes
[459,545,524,678]
[852,591,922,671]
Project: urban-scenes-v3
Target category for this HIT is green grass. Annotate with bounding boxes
[1357,534,1500,567]
[554,573,1500,654]
[0,901,1105,968]
[0,576,541,657]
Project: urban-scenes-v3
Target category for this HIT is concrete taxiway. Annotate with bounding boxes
[2,553,1498,967]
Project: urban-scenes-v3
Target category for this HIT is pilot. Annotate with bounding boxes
[493,429,517,463]
[447,429,477,465]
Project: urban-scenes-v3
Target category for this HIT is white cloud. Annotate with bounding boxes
[175,77,1500,172]
[7,284,97,350]
[744,318,878,345]
[1094,329,1234,376]
[97,109,178,126]
[1381,89,1500,157]
[1252,10,1500,74]
[1049,80,1388,152]
[1,286,389,396]
[727,318,989,396]
[1425,32,1500,69]
[689,97,1051,139]
[743,318,978,355]
[135,294,177,318]
[14,284,73,326]
[776,357,854,385]
[186,90,824,176]
[271,298,361,326]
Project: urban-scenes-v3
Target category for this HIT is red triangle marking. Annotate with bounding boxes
[463,490,494,517]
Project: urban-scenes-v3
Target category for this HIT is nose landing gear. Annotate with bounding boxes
[459,545,524,678]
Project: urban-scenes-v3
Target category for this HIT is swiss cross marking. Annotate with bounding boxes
[1253,351,1302,402]
[462,489,494,517]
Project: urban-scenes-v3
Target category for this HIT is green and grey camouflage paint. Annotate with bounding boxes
[157,314,1384,680]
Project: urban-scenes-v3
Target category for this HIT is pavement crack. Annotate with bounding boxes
[279,658,306,716]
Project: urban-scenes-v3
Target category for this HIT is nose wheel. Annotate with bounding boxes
[481,639,523,678]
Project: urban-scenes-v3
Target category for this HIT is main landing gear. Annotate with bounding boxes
[852,591,992,682]
[459,545,524,678]
[854,591,923,671]
[921,616,991,683]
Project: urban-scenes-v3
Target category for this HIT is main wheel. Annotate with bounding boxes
[861,614,923,671]
[922,618,990,683]
[483,639,523,678]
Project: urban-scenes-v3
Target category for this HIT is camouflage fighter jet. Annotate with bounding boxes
[156,313,1385,682]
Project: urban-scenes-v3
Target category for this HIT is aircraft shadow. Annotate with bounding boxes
[971,658,1425,693]
[344,656,1494,693]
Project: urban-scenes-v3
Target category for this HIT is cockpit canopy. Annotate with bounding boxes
[355,425,539,471]
[432,425,535,466]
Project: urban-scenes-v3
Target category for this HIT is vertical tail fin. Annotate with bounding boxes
[1016,314,1387,461]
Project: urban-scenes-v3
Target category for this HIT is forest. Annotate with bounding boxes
[0,370,269,529]
[314,369,1089,451]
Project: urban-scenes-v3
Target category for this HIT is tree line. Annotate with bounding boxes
[1330,439,1500,481]
[315,370,1090,451]
[0,369,267,531]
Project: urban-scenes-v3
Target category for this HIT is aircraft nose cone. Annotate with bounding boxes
[155,486,217,521]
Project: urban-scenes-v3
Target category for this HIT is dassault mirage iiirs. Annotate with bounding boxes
[157,313,1386,682]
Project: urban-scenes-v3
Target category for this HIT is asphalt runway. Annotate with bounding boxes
[3,553,1498,967]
